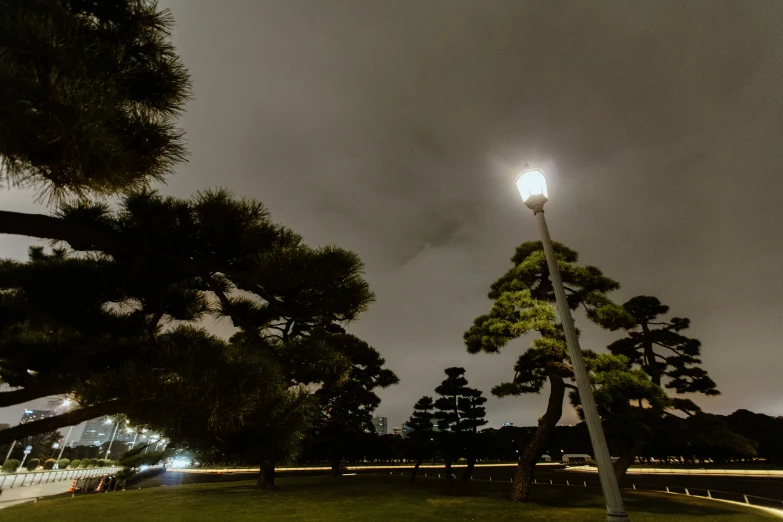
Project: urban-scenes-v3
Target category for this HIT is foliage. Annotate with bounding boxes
[306,330,399,475]
[463,241,625,501]
[26,457,40,471]
[69,459,80,469]
[726,409,783,464]
[406,396,436,472]
[0,0,190,201]
[431,367,487,481]
[58,458,70,469]
[2,459,19,472]
[43,458,56,470]
[79,459,90,468]
[97,459,106,467]
[0,188,383,483]
[119,450,166,469]
[606,296,719,411]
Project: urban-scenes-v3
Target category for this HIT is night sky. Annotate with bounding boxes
[2,1,782,437]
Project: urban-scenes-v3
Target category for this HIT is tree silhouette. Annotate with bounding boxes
[432,367,486,483]
[406,396,435,483]
[608,296,719,411]
[591,295,721,480]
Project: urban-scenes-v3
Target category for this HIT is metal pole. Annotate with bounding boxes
[532,207,629,521]
[56,425,74,465]
[3,440,16,465]
[105,421,120,459]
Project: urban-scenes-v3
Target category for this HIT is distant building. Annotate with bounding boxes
[392,427,402,437]
[372,415,388,435]
[401,422,413,439]
[20,409,56,424]
[79,417,136,447]
[501,422,515,427]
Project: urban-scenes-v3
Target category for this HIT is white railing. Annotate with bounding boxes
[0,467,122,491]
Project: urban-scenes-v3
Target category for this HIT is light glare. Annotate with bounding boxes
[515,168,548,203]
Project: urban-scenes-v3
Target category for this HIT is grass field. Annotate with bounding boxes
[1,474,776,521]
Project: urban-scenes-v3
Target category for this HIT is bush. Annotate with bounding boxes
[26,458,40,471]
[43,459,57,470]
[58,458,70,469]
[69,459,80,468]
[97,459,106,467]
[2,459,20,473]
[79,459,90,468]
[89,458,98,467]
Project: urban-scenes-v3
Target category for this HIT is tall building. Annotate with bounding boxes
[79,417,114,446]
[20,409,56,424]
[372,415,388,435]
[79,417,139,447]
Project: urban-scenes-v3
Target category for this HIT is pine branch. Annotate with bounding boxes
[0,401,125,445]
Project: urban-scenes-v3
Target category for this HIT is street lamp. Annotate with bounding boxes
[55,399,75,468]
[515,168,629,522]
[104,417,120,460]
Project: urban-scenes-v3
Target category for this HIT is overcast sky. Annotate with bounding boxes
[2,1,782,438]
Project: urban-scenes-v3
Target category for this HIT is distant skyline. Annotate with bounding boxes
[2,1,782,436]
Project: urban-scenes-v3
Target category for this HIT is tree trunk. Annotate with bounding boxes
[510,372,565,502]
[330,457,342,477]
[257,460,275,489]
[640,323,661,387]
[444,457,453,483]
[613,437,645,484]
[461,456,476,482]
[410,459,422,483]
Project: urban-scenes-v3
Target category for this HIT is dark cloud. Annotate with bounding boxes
[2,0,782,432]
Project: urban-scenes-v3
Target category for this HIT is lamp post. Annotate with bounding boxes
[515,168,629,522]
[104,418,119,460]
[55,400,74,467]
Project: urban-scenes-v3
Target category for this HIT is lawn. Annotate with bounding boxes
[1,474,776,521]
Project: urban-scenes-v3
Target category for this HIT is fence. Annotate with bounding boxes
[0,467,122,491]
[377,470,783,513]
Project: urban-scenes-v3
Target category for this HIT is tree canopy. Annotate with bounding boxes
[0,0,190,201]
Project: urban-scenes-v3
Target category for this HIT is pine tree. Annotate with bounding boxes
[464,241,628,502]
[433,367,467,483]
[0,190,390,493]
[458,387,487,481]
[310,332,398,479]
[607,296,719,411]
[0,0,190,202]
[432,367,487,483]
[406,396,435,483]
[592,295,721,480]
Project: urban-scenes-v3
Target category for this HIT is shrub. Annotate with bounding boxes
[2,459,20,473]
[89,458,98,467]
[58,458,70,469]
[79,459,90,468]
[26,458,40,471]
[97,459,106,467]
[43,459,57,470]
[69,459,80,468]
